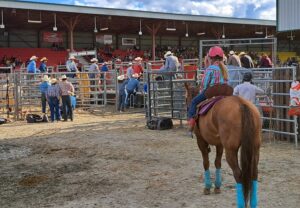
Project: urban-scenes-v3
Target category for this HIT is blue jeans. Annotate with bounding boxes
[188,91,206,119]
[62,95,73,121]
[48,96,61,122]
[41,93,47,113]
[118,92,126,111]
[125,89,134,107]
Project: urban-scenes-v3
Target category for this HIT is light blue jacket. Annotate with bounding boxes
[27,60,37,73]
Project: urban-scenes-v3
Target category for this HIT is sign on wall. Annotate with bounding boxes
[43,32,63,43]
[96,35,113,44]
[122,38,136,46]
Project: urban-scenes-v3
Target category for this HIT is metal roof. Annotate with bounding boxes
[1,0,276,26]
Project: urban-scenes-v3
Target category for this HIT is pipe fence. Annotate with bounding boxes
[145,67,299,146]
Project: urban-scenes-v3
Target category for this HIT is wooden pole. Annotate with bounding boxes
[146,23,161,61]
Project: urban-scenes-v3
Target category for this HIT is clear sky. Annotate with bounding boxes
[18,0,276,20]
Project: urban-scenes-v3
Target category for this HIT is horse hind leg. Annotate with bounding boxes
[250,152,260,208]
[225,149,245,208]
[196,135,211,195]
[214,144,223,194]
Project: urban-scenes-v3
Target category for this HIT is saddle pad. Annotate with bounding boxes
[198,96,224,116]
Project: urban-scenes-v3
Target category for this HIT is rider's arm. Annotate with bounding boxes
[200,69,212,91]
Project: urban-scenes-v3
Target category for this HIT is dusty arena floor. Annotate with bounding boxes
[0,111,299,208]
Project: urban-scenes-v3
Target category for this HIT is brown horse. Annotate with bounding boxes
[185,83,261,208]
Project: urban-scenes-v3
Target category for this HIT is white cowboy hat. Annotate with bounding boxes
[134,57,143,61]
[30,55,38,61]
[90,58,98,62]
[132,73,139,78]
[50,78,57,84]
[128,62,133,66]
[239,52,246,56]
[61,75,67,79]
[117,75,125,81]
[69,56,76,60]
[229,51,235,55]
[164,51,173,58]
[42,75,50,82]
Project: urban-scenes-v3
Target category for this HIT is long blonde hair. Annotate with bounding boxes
[211,56,229,81]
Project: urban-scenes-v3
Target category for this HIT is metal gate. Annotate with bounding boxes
[146,67,299,146]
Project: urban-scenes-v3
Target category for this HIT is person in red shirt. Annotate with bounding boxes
[132,57,143,75]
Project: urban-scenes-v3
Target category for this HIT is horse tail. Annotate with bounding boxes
[240,103,257,204]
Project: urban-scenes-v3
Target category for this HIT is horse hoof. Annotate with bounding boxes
[214,187,221,194]
[203,188,211,195]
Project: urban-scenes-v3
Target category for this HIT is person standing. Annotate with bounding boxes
[39,75,51,116]
[233,72,264,103]
[46,78,61,122]
[133,57,143,76]
[27,55,39,73]
[39,57,48,73]
[259,53,273,68]
[88,58,100,91]
[126,62,134,78]
[227,51,241,67]
[66,56,78,78]
[239,52,254,68]
[117,75,129,112]
[59,75,75,121]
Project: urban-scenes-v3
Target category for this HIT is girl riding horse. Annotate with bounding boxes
[185,46,261,208]
[187,46,229,135]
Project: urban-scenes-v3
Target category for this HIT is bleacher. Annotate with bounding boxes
[0,48,68,70]
[98,49,144,61]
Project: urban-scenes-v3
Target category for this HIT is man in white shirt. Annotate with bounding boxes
[233,72,264,103]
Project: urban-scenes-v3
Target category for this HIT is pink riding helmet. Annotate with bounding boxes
[208,46,224,58]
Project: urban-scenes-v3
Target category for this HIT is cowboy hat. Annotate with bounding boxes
[40,57,48,62]
[164,51,173,58]
[30,55,38,61]
[61,75,67,79]
[42,75,50,82]
[132,73,139,78]
[69,56,76,60]
[117,75,125,81]
[50,78,57,84]
[239,52,246,56]
[128,62,133,66]
[134,57,143,61]
[90,58,98,62]
[229,51,235,55]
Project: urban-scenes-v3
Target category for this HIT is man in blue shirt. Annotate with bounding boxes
[125,73,139,107]
[39,57,48,73]
[159,51,179,79]
[27,55,39,73]
[39,75,51,115]
[117,75,129,112]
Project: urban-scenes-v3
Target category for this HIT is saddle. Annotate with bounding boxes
[197,84,233,116]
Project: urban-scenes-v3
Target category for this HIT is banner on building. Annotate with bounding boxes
[43,32,63,43]
[96,35,113,44]
[122,38,136,46]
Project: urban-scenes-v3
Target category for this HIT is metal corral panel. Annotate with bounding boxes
[277,0,300,31]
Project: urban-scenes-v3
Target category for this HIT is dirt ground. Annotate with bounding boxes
[0,111,299,208]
